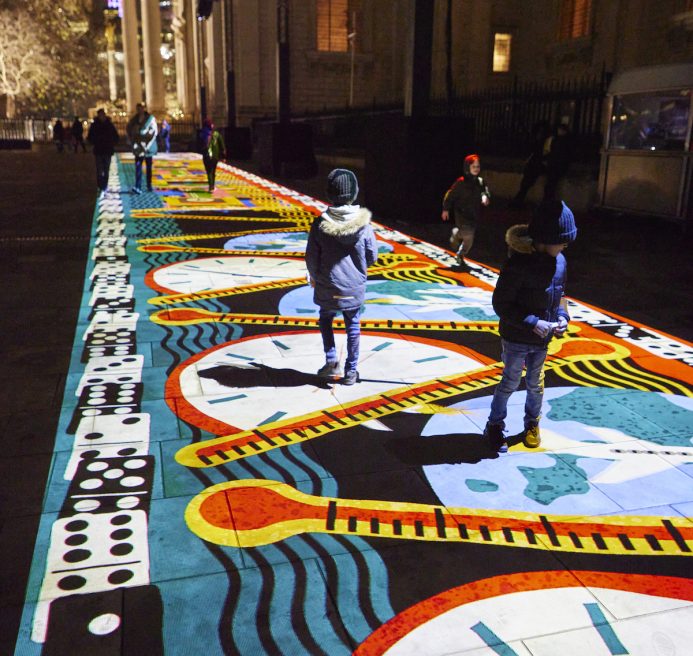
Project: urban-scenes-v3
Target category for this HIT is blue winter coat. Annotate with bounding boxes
[305,206,378,311]
[492,224,570,346]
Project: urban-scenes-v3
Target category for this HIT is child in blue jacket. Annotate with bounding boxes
[484,200,577,452]
[306,169,378,385]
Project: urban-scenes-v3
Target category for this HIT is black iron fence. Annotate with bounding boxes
[437,72,610,160]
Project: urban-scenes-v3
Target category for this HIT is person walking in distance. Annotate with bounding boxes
[198,118,226,192]
[52,119,65,153]
[126,103,158,194]
[483,199,577,453]
[305,169,378,386]
[71,116,87,153]
[441,154,490,269]
[87,108,120,200]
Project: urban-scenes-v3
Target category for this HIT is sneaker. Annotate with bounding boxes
[131,186,142,195]
[524,422,541,448]
[342,369,359,385]
[483,422,508,453]
[317,361,341,379]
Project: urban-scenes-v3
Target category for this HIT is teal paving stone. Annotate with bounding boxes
[141,398,193,441]
[609,391,693,443]
[19,511,59,603]
[314,548,397,648]
[139,364,167,401]
[544,387,677,440]
[137,316,170,342]
[147,495,244,582]
[156,561,353,656]
[12,602,43,656]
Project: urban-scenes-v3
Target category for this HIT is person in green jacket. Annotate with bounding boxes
[198,118,226,192]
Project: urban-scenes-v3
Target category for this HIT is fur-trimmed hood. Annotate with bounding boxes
[319,205,372,243]
[505,223,534,254]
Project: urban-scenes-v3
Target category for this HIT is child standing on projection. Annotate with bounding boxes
[305,169,378,386]
[483,199,577,453]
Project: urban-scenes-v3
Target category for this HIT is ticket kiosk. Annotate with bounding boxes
[598,63,692,222]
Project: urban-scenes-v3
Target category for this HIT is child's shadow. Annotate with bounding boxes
[198,363,332,389]
[385,433,500,465]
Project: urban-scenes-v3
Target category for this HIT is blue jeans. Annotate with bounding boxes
[134,156,153,190]
[319,308,361,373]
[95,154,112,191]
[488,339,547,427]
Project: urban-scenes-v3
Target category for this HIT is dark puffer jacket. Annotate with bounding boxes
[492,224,570,346]
[305,206,378,311]
[87,118,119,156]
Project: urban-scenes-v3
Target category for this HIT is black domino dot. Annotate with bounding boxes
[111,543,134,556]
[84,432,104,441]
[111,514,132,526]
[122,417,140,425]
[108,569,134,585]
[65,520,89,532]
[65,534,88,546]
[80,450,101,460]
[64,549,92,563]
[58,575,86,591]
[118,448,137,456]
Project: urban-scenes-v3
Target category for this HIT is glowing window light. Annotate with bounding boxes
[492,33,512,73]
[317,0,348,52]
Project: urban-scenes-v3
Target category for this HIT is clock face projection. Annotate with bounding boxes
[147,255,307,295]
[355,571,693,656]
[167,332,488,435]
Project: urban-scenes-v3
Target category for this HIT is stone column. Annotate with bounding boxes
[140,0,166,113]
[121,0,142,113]
[104,19,119,102]
[205,2,226,123]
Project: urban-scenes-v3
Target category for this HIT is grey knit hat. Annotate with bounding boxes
[528,200,577,244]
[326,168,359,205]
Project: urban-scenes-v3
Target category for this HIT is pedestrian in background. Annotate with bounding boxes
[198,118,226,192]
[87,108,119,199]
[543,123,573,200]
[159,117,171,153]
[441,153,490,269]
[305,169,378,386]
[127,103,158,194]
[71,116,87,153]
[509,120,551,209]
[483,199,577,453]
[52,119,65,153]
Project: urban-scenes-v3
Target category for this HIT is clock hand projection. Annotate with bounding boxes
[16,154,693,656]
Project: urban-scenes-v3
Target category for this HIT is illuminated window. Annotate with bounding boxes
[559,0,592,40]
[492,33,512,72]
[317,0,348,52]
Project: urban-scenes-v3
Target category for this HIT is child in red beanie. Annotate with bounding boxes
[441,154,490,269]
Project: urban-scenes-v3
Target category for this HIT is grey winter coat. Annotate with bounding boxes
[305,205,378,311]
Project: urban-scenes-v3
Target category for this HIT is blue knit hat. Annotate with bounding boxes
[326,168,359,205]
[528,200,577,244]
